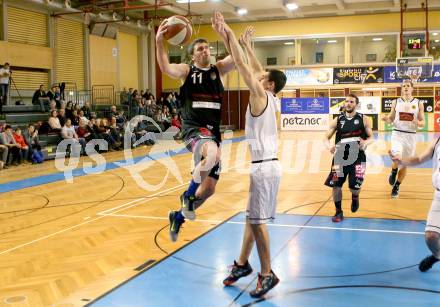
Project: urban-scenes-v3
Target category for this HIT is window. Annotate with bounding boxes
[254,40,295,66]
[300,38,344,65]
[350,35,397,63]
[429,31,440,60]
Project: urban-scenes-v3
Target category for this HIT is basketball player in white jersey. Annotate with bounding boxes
[382,79,424,197]
[213,13,286,298]
[390,138,440,272]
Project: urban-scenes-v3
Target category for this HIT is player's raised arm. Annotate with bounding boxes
[155,19,189,81]
[239,26,265,76]
[212,12,266,112]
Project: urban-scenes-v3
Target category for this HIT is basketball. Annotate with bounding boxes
[164,15,192,46]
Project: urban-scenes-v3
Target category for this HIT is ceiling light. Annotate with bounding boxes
[284,42,294,45]
[176,0,206,3]
[433,47,437,49]
[285,2,298,10]
[372,37,383,41]
[435,39,440,43]
[236,7,248,15]
[327,40,337,43]
[433,32,439,36]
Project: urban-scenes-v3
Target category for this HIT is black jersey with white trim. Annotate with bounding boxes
[179,64,224,139]
[335,112,367,161]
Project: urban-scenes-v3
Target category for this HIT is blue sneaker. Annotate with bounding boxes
[169,210,185,242]
[181,192,196,221]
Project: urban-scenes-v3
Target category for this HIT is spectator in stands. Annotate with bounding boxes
[115,110,126,129]
[81,101,92,119]
[62,119,86,154]
[0,142,8,169]
[54,86,62,108]
[24,124,40,159]
[161,105,171,130]
[109,117,123,149]
[93,119,114,151]
[48,110,62,132]
[31,145,44,164]
[132,90,143,115]
[32,84,49,111]
[76,118,92,142]
[0,63,11,110]
[49,100,56,112]
[13,128,29,163]
[78,110,89,124]
[110,105,118,118]
[65,101,74,120]
[57,108,66,127]
[71,109,80,127]
[1,125,21,165]
[120,87,129,105]
[171,114,181,130]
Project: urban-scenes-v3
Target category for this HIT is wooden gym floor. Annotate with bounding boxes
[0,131,435,306]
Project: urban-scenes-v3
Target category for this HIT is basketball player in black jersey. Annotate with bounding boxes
[156,17,235,241]
[324,94,374,222]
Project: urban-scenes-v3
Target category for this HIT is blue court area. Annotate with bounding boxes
[89,213,440,307]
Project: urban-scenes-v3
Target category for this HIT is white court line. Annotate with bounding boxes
[102,213,425,235]
[0,158,245,256]
[0,198,144,256]
[0,184,186,256]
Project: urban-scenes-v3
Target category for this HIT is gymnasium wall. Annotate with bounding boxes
[89,35,118,88]
[119,32,139,90]
[0,4,146,93]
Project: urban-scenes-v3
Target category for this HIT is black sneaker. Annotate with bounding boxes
[249,270,280,298]
[332,211,344,223]
[223,260,253,286]
[181,192,196,221]
[351,196,359,213]
[389,170,397,186]
[169,210,185,242]
[391,184,399,198]
[419,255,439,272]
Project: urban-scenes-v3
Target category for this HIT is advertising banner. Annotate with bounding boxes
[333,66,384,84]
[357,96,381,114]
[435,114,440,132]
[330,97,345,114]
[381,96,433,113]
[384,65,440,83]
[284,68,333,86]
[281,114,329,131]
[281,97,329,114]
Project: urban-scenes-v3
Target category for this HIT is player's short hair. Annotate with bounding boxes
[187,38,209,56]
[401,77,414,87]
[346,93,359,104]
[267,69,287,94]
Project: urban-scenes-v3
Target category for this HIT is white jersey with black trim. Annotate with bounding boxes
[393,97,419,133]
[245,91,279,162]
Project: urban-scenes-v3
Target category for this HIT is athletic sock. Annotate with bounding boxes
[395,180,401,187]
[335,201,342,212]
[185,180,200,197]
